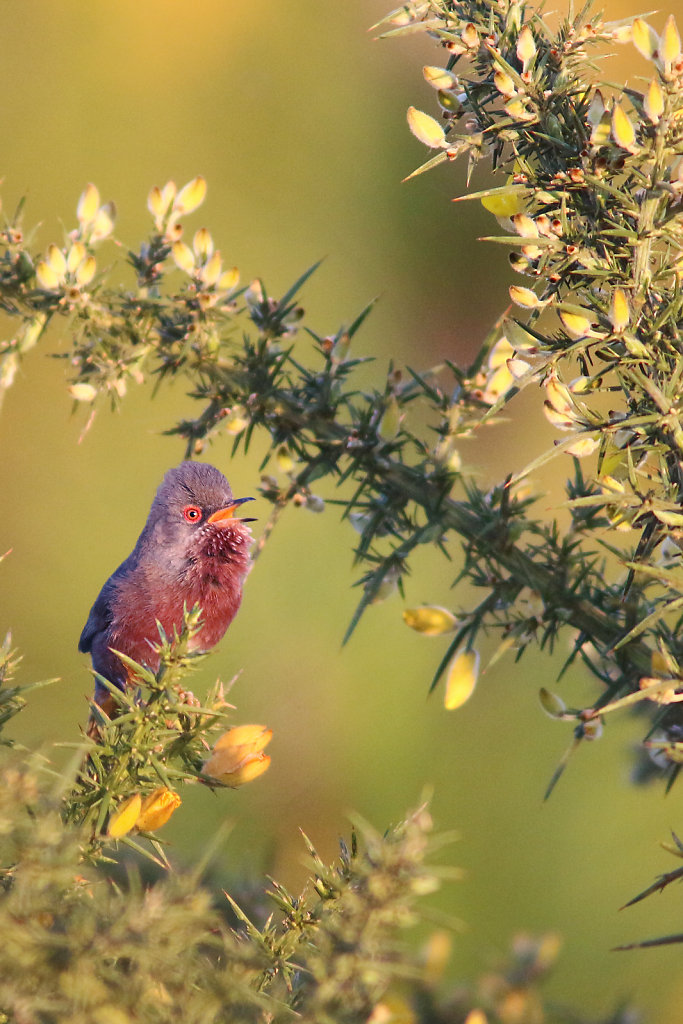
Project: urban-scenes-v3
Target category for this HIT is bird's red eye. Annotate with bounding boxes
[182,505,202,523]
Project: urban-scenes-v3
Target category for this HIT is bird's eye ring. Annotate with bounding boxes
[182,505,202,523]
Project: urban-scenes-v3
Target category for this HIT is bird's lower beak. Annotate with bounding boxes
[207,497,256,525]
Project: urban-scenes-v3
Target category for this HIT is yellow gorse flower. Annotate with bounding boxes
[202,724,272,788]
[136,787,182,832]
[147,176,207,240]
[444,649,480,710]
[171,228,240,296]
[36,242,96,292]
[106,787,181,838]
[107,793,142,839]
[75,183,116,243]
[403,606,457,636]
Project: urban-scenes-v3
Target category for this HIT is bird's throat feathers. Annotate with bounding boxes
[110,520,252,669]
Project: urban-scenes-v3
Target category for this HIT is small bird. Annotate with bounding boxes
[79,461,254,728]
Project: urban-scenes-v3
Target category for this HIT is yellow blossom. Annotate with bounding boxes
[480,188,526,218]
[76,183,116,242]
[611,104,637,153]
[77,183,100,225]
[403,606,457,636]
[175,175,207,215]
[644,79,665,124]
[632,18,659,59]
[516,24,537,69]
[224,405,249,435]
[610,288,630,332]
[407,106,446,148]
[444,649,479,710]
[107,793,142,838]
[135,787,181,831]
[660,14,681,65]
[423,65,458,90]
[147,177,206,239]
[69,383,98,403]
[203,724,273,788]
[36,241,97,293]
[378,396,402,440]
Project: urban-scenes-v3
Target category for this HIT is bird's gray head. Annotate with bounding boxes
[139,461,254,565]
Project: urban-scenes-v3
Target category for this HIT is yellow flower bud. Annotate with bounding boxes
[660,14,681,64]
[464,1011,488,1024]
[504,98,535,122]
[461,22,479,49]
[544,373,574,416]
[644,79,665,124]
[219,266,240,291]
[275,446,296,474]
[511,213,538,238]
[422,929,452,984]
[543,403,574,430]
[147,185,164,219]
[516,24,536,68]
[403,606,457,636]
[76,256,97,287]
[423,65,458,90]
[159,181,177,210]
[563,436,599,458]
[610,288,630,332]
[203,724,273,788]
[482,363,515,405]
[67,242,86,273]
[632,18,658,58]
[493,69,516,97]
[444,649,479,710]
[487,336,514,370]
[213,723,272,752]
[36,261,61,290]
[480,189,526,218]
[509,285,542,308]
[136,787,181,832]
[611,105,637,153]
[77,183,100,225]
[558,310,593,339]
[407,106,446,148]
[378,396,402,440]
[201,250,222,287]
[224,405,249,435]
[174,176,207,215]
[107,793,142,838]
[46,243,67,278]
[90,203,116,242]
[172,241,195,274]
[193,227,214,261]
[69,382,98,403]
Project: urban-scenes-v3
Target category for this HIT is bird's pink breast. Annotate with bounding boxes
[108,527,250,680]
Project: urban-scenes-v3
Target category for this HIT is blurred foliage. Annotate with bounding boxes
[1,0,683,1016]
[0,674,639,1022]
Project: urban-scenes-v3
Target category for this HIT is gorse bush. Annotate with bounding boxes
[0,0,682,1017]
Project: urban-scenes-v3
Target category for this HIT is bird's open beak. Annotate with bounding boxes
[207,497,256,525]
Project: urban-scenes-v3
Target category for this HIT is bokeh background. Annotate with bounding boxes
[1,1,683,1019]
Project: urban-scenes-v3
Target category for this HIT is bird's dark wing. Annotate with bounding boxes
[78,581,115,654]
[79,552,138,654]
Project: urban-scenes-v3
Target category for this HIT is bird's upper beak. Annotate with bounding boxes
[207,497,256,525]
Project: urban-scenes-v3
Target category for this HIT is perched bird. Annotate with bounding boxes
[79,461,254,728]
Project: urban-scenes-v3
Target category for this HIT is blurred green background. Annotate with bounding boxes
[1,1,682,1020]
